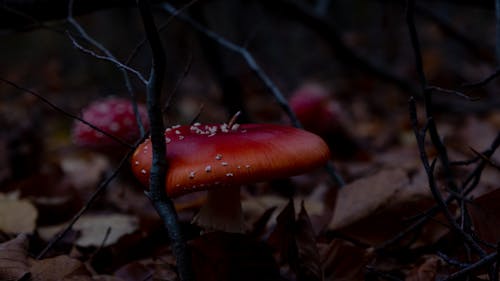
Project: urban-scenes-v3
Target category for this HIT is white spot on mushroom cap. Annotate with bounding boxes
[221,162,228,166]
[226,173,234,177]
[134,161,139,165]
[205,165,212,172]
[140,169,147,175]
[110,122,120,132]
[215,154,223,160]
[189,171,196,179]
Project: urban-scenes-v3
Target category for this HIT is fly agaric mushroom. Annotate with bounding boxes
[72,97,149,149]
[289,83,370,161]
[131,123,330,233]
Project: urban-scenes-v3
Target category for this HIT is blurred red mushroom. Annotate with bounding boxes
[130,123,330,233]
[289,83,370,161]
[72,97,149,152]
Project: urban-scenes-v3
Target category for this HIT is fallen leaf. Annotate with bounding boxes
[30,255,91,281]
[468,188,500,246]
[296,202,323,281]
[405,255,442,281]
[0,233,30,281]
[319,240,372,281]
[328,168,445,246]
[38,213,139,248]
[60,152,110,190]
[0,193,37,234]
[114,261,154,281]
[267,198,298,266]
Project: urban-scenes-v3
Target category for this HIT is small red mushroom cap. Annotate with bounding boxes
[289,83,343,136]
[131,123,330,198]
[72,97,149,148]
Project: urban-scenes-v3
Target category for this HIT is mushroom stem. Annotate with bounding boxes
[192,186,243,233]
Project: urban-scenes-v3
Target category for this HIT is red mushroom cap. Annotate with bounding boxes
[289,83,343,136]
[131,123,330,198]
[72,97,149,148]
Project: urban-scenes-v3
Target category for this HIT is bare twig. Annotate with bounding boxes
[462,67,500,88]
[68,33,148,85]
[136,1,193,280]
[405,4,497,270]
[67,0,146,137]
[427,86,478,101]
[408,97,485,257]
[0,77,132,149]
[37,142,139,259]
[160,3,300,128]
[260,0,420,97]
[443,252,497,281]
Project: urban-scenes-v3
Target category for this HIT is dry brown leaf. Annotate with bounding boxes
[243,194,325,228]
[319,240,372,281]
[0,233,30,281]
[30,255,91,281]
[468,188,500,246]
[296,202,323,281]
[405,256,442,281]
[0,193,37,234]
[60,152,110,190]
[328,168,445,245]
[38,213,138,248]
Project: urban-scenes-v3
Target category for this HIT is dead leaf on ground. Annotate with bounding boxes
[319,239,373,281]
[405,255,442,281]
[0,233,30,281]
[0,192,37,234]
[60,152,110,190]
[30,255,91,281]
[243,194,326,234]
[296,202,323,281]
[38,213,138,248]
[468,188,500,246]
[328,168,447,246]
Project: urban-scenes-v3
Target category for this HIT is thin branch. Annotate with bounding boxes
[160,3,300,128]
[427,86,478,101]
[462,67,500,88]
[67,0,146,137]
[443,252,497,281]
[260,0,420,97]
[37,142,139,259]
[136,1,193,280]
[0,77,132,149]
[409,97,485,257]
[68,33,148,84]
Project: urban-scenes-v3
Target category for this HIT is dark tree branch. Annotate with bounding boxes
[0,0,168,30]
[408,98,485,257]
[415,3,493,62]
[462,67,500,88]
[259,0,420,97]
[161,3,300,128]
[136,1,193,280]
